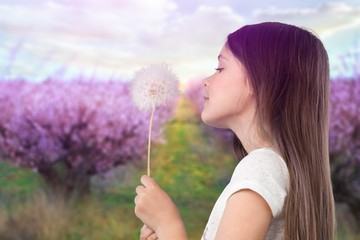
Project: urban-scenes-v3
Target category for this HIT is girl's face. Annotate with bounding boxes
[201,44,255,130]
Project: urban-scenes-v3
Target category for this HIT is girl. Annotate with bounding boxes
[134,22,335,240]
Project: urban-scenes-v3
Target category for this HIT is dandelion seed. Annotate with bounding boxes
[131,63,179,111]
[131,63,179,176]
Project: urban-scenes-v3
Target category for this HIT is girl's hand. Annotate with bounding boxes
[140,225,158,240]
[134,175,187,239]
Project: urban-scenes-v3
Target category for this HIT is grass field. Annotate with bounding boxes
[0,98,358,239]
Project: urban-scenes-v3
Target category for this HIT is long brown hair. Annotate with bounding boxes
[227,22,335,239]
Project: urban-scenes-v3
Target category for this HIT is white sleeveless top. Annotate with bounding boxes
[201,148,289,240]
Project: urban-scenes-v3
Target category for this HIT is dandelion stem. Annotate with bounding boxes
[147,105,156,176]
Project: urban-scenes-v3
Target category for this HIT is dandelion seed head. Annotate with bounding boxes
[131,63,179,111]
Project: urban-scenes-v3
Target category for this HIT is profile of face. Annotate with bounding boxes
[201,44,255,130]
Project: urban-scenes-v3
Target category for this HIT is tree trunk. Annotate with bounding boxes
[37,160,91,202]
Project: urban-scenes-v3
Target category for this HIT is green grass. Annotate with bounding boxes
[0,98,359,239]
[0,161,43,212]
[0,98,236,239]
[0,161,42,190]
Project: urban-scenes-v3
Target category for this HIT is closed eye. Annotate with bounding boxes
[215,67,224,73]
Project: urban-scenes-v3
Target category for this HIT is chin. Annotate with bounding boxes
[200,111,212,126]
[201,112,227,129]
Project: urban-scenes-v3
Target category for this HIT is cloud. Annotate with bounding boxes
[252,2,360,38]
[0,0,178,43]
[0,0,244,81]
[0,0,179,79]
[0,0,359,82]
[130,5,244,80]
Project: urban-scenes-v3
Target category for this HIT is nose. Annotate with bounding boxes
[202,76,209,87]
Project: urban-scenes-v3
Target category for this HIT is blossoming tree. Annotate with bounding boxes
[329,76,360,226]
[0,80,175,199]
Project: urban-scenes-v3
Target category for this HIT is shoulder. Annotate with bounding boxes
[228,148,289,217]
[232,148,288,182]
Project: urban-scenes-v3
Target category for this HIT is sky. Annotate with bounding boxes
[0,0,359,84]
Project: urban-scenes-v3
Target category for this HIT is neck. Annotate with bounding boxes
[231,116,272,154]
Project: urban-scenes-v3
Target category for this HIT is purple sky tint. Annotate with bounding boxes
[0,0,359,83]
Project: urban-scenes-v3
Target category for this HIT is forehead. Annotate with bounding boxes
[218,45,233,61]
[218,44,246,72]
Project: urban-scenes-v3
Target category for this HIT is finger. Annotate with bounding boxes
[140,225,155,240]
[147,232,158,240]
[141,224,154,234]
[140,175,157,188]
[135,185,145,195]
[134,195,139,205]
[140,224,147,232]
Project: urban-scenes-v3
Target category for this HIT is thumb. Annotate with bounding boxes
[140,175,158,188]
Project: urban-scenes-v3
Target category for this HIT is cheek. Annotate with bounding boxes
[201,94,239,128]
[201,71,251,127]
